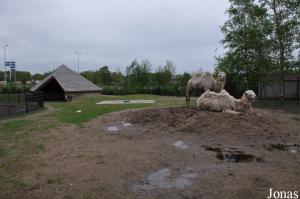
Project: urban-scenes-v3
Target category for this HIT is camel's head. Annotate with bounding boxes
[243,90,256,101]
[217,72,226,81]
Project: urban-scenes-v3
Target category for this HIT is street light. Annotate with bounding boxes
[3,44,8,82]
[74,51,82,73]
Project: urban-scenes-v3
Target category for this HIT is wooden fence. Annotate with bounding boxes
[258,78,300,101]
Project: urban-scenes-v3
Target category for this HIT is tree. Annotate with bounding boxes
[176,72,192,89]
[173,72,192,96]
[155,60,176,86]
[43,70,54,78]
[111,67,123,83]
[98,66,112,84]
[139,59,152,86]
[32,73,44,80]
[216,0,299,97]
[218,0,273,86]
[126,59,152,88]
[260,0,300,99]
[15,71,31,82]
[0,71,3,81]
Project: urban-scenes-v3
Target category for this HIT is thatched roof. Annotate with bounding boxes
[30,64,102,92]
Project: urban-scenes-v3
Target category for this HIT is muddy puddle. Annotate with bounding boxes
[107,126,119,132]
[264,143,299,153]
[133,168,197,192]
[121,121,133,127]
[204,145,262,163]
[105,121,133,134]
[173,140,188,149]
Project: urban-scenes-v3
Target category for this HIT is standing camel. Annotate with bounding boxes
[186,72,226,107]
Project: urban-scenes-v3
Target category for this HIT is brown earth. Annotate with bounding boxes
[2,107,300,199]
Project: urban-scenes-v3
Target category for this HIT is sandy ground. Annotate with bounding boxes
[2,107,300,199]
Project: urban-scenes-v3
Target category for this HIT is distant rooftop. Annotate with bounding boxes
[30,64,102,92]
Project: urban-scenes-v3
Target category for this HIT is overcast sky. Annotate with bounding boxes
[0,0,228,74]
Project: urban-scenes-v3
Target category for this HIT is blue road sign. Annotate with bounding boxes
[5,61,16,69]
[10,61,15,70]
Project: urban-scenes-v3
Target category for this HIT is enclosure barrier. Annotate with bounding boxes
[0,92,44,118]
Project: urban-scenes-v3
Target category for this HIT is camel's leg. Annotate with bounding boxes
[223,109,243,115]
[186,89,192,107]
[185,95,190,107]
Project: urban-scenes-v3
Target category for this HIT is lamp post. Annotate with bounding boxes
[74,51,82,73]
[3,44,8,82]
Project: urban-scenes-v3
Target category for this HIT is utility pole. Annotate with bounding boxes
[74,51,82,73]
[3,44,8,82]
[10,63,11,82]
[90,69,93,82]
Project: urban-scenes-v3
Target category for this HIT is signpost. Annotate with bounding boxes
[5,61,16,82]
[3,44,8,83]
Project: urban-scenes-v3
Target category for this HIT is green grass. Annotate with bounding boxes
[0,148,8,157]
[0,94,189,140]
[1,120,31,133]
[49,94,189,124]
[0,120,32,140]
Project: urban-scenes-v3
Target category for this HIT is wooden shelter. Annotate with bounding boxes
[30,64,102,101]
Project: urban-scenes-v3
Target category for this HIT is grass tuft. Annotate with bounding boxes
[49,94,189,124]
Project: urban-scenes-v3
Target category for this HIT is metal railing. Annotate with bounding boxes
[0,92,44,118]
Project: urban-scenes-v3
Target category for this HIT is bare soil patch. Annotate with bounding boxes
[2,107,300,199]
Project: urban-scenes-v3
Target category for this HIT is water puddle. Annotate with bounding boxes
[264,143,299,153]
[204,145,262,163]
[121,121,133,127]
[216,152,259,163]
[107,126,119,132]
[173,140,188,149]
[133,168,197,192]
[254,177,272,190]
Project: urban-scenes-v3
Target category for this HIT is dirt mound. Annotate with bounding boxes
[2,107,299,199]
[127,107,279,137]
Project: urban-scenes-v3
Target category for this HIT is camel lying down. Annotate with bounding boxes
[197,89,256,114]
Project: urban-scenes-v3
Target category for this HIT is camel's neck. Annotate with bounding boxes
[240,96,252,113]
[215,80,226,92]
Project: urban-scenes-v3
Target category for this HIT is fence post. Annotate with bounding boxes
[40,92,44,107]
[297,77,299,112]
[25,93,28,112]
[259,81,262,103]
[297,77,299,102]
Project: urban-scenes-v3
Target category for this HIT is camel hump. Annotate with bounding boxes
[192,73,202,78]
[203,72,212,76]
[192,71,212,78]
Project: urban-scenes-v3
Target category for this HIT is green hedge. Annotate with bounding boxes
[0,84,30,94]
